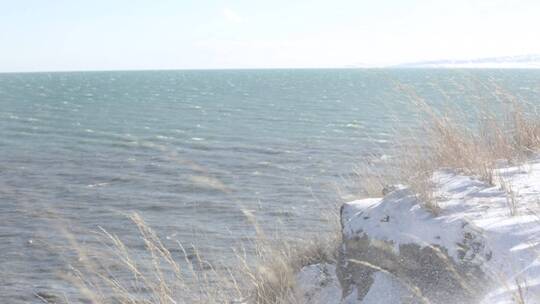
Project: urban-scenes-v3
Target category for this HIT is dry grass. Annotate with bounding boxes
[60,211,341,304]
[360,82,540,212]
[243,236,339,304]
[497,174,520,216]
[236,209,340,304]
[512,278,528,304]
[63,213,238,304]
[352,161,387,198]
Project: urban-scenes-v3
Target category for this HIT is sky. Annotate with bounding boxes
[1,0,540,72]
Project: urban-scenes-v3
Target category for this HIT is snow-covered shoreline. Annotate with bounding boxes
[296,160,540,303]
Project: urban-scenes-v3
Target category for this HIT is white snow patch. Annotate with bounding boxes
[342,188,468,261]
[342,160,540,303]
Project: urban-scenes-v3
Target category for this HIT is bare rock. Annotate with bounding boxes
[337,189,492,304]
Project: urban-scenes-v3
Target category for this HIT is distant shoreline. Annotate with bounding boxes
[2,66,540,75]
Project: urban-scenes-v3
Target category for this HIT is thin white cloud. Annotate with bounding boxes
[222,8,242,23]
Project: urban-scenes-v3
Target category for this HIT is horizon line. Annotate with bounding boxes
[2,66,540,75]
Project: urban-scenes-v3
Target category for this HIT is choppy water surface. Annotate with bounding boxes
[1,69,539,302]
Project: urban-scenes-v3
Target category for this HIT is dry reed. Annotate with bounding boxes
[59,211,340,304]
[361,81,540,212]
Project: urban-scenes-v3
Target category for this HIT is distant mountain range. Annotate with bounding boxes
[393,54,540,68]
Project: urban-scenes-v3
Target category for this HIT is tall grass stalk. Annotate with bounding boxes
[61,211,340,304]
[362,82,540,212]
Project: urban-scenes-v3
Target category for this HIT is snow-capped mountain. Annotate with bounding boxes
[394,54,540,68]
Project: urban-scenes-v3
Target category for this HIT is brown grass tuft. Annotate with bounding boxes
[361,82,540,213]
[62,211,340,304]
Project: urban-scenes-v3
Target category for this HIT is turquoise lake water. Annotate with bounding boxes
[1,69,539,302]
